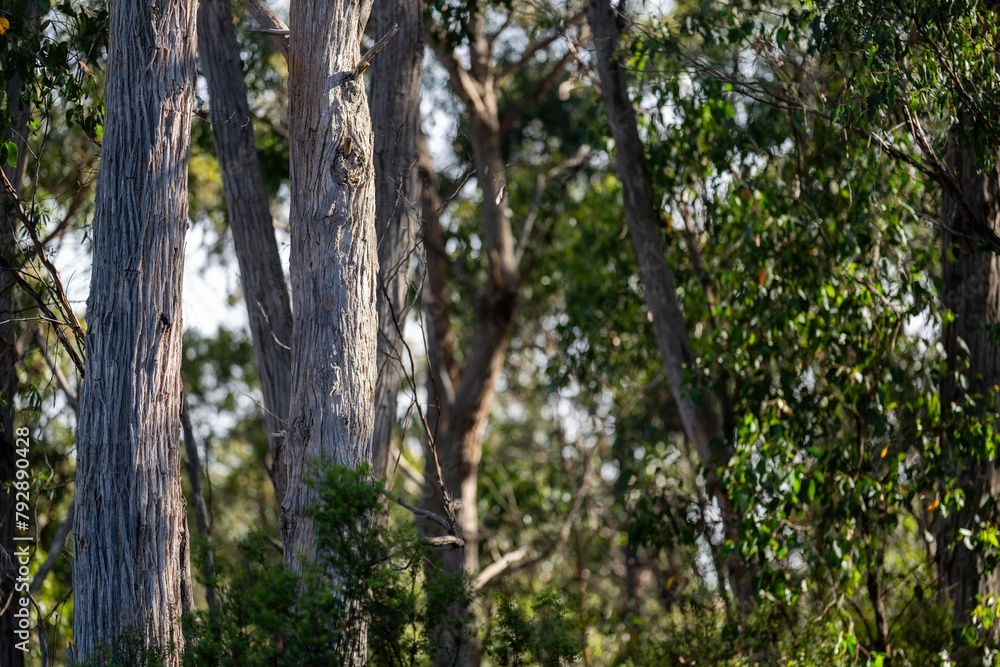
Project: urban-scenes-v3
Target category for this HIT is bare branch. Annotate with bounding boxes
[475,460,591,590]
[499,50,576,137]
[28,501,74,597]
[240,0,289,58]
[1,169,86,357]
[515,144,591,267]
[384,490,453,533]
[354,23,399,78]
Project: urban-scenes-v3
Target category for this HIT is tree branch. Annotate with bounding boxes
[1,169,86,358]
[475,460,590,590]
[515,144,591,269]
[496,12,585,84]
[499,50,576,137]
[240,0,289,58]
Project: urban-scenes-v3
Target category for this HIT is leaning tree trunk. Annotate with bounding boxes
[278,0,378,661]
[935,137,1000,637]
[197,0,293,503]
[587,0,752,609]
[0,9,32,659]
[71,0,198,662]
[370,0,424,479]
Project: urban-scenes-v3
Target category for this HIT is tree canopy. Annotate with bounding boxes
[3,0,1000,665]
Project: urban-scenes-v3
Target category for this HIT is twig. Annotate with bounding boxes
[29,502,73,597]
[1,169,86,358]
[353,23,399,78]
[33,326,78,412]
[240,0,289,58]
[0,259,84,375]
[475,458,591,589]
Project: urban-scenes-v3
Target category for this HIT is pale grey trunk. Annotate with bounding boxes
[587,0,752,609]
[279,0,377,662]
[370,0,423,479]
[197,0,293,503]
[71,0,198,661]
[0,18,31,662]
[935,138,1000,636]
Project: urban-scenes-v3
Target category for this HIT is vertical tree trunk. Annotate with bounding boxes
[197,0,293,503]
[419,113,520,667]
[278,0,377,661]
[370,0,424,479]
[71,0,198,661]
[0,15,31,660]
[935,138,1000,636]
[586,0,752,609]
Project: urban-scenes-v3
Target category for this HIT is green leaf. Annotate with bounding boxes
[1,141,17,168]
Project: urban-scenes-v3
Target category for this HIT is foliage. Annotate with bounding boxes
[485,589,584,667]
[181,464,578,666]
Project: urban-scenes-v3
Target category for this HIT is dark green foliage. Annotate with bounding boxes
[485,589,583,667]
[181,465,577,666]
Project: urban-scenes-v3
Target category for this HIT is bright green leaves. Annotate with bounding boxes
[1,139,16,167]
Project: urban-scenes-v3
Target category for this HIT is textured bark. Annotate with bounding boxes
[0,16,30,661]
[278,0,377,661]
[370,0,423,479]
[72,0,198,661]
[197,0,293,503]
[587,0,752,609]
[935,139,1000,635]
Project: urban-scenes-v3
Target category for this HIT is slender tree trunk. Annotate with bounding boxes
[587,0,752,609]
[181,394,217,610]
[935,137,1000,637]
[197,0,293,503]
[419,125,519,667]
[370,0,424,479]
[278,0,377,661]
[71,0,198,661]
[0,17,31,660]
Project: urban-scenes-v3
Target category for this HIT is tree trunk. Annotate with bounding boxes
[370,0,423,479]
[0,13,31,659]
[419,119,519,667]
[587,0,752,609]
[278,0,377,661]
[197,0,293,503]
[71,0,198,661]
[935,138,1000,636]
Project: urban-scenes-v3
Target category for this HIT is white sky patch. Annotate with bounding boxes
[49,219,250,336]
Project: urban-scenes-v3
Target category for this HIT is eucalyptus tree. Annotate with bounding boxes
[71,0,198,661]
[417,3,590,661]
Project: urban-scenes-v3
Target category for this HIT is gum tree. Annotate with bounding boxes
[71,0,198,661]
